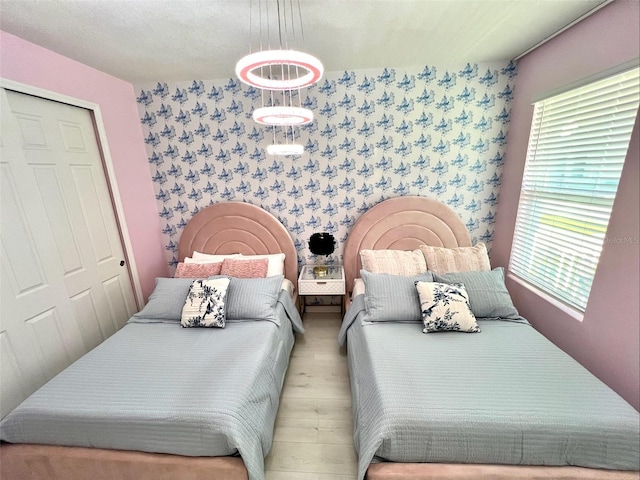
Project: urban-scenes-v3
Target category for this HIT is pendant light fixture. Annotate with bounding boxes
[237,0,322,155]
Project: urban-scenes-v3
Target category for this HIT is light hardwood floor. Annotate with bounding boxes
[265,311,358,479]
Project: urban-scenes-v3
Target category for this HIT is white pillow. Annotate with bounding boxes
[186,252,241,264]
[237,253,285,277]
[360,249,427,276]
[180,278,230,328]
[415,281,480,333]
[352,278,365,298]
[419,243,491,274]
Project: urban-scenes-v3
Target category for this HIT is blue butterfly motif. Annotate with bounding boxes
[288,203,305,217]
[338,157,356,172]
[437,71,456,90]
[185,169,200,183]
[417,65,437,83]
[377,68,396,85]
[394,141,412,157]
[170,182,186,196]
[356,201,371,214]
[320,124,337,139]
[151,171,167,184]
[397,74,415,92]
[319,102,337,118]
[474,116,492,132]
[207,85,224,102]
[396,97,414,115]
[412,154,429,169]
[450,193,465,208]
[339,178,356,192]
[430,160,448,176]
[357,142,374,158]
[412,175,428,189]
[165,240,178,252]
[356,122,374,138]
[212,129,229,144]
[286,166,303,181]
[197,143,213,158]
[337,71,356,87]
[188,80,205,96]
[246,127,263,143]
[339,214,355,227]
[501,61,518,79]
[305,197,321,211]
[304,179,321,193]
[494,108,510,125]
[451,153,469,168]
[224,78,241,94]
[251,167,268,182]
[159,206,173,219]
[456,86,475,104]
[374,176,392,191]
[253,187,268,201]
[187,188,203,202]
[233,161,249,176]
[322,202,338,216]
[226,100,244,116]
[167,163,183,177]
[479,69,499,87]
[136,89,153,105]
[174,110,191,126]
[269,178,285,193]
[181,150,197,166]
[162,224,177,236]
[171,88,188,104]
[209,107,227,123]
[375,155,393,171]
[141,111,157,127]
[376,90,395,108]
[395,120,413,137]
[202,181,218,195]
[416,89,435,106]
[467,178,484,192]
[454,109,473,126]
[356,183,374,197]
[191,102,208,119]
[452,132,471,148]
[217,168,233,182]
[302,159,320,174]
[337,137,356,152]
[432,140,450,156]
[320,145,338,159]
[479,229,493,244]
[459,62,478,80]
[498,84,514,101]
[178,130,194,145]
[243,86,261,100]
[466,218,480,233]
[338,93,356,110]
[231,141,247,157]
[486,173,502,187]
[449,173,467,188]
[357,76,375,95]
[375,136,393,152]
[248,148,266,162]
[323,220,338,233]
[413,133,431,150]
[376,113,394,130]
[435,95,453,113]
[318,79,337,96]
[339,196,355,209]
[290,221,305,236]
[487,152,504,166]
[236,180,252,195]
[469,159,487,173]
[157,103,173,119]
[271,198,287,212]
[220,186,236,201]
[155,188,170,203]
[215,148,231,163]
[393,182,409,196]
[470,139,490,153]
[394,161,411,177]
[476,93,496,110]
[148,151,163,165]
[465,199,481,213]
[357,100,375,117]
[338,115,356,131]
[429,180,447,196]
[483,192,499,206]
[492,130,507,146]
[321,165,338,180]
[321,185,338,199]
[174,200,189,215]
[229,121,246,136]
[153,82,169,98]
[288,185,304,199]
[144,132,160,146]
[306,215,322,229]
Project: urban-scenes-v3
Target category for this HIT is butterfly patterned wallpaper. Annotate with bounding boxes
[136,61,516,276]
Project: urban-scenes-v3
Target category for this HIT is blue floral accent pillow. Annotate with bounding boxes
[180,278,230,328]
[415,281,480,333]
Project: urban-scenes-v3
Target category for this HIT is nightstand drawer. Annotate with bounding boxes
[298,279,346,295]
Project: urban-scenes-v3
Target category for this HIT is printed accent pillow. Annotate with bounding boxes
[180,278,230,328]
[419,243,491,274]
[433,267,520,319]
[415,281,480,333]
[221,258,269,278]
[360,249,427,276]
[174,261,222,278]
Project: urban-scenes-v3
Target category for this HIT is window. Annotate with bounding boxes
[509,66,639,313]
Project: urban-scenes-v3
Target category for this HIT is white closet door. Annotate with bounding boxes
[0,89,137,418]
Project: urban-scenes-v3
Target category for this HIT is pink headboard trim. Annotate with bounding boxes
[178,202,298,289]
[342,196,472,292]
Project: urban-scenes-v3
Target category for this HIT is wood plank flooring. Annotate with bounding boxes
[265,311,358,479]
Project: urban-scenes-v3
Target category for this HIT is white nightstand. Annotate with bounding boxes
[298,265,345,315]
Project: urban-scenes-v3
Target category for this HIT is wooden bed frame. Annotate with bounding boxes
[1,201,298,480]
[342,196,639,480]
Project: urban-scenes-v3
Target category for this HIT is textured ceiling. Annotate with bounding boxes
[0,0,609,84]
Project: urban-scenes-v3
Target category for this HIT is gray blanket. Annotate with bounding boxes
[1,294,303,480]
[342,295,640,480]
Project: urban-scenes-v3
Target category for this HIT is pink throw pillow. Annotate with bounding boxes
[221,258,269,278]
[174,261,222,278]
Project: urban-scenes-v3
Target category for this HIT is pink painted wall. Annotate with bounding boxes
[493,1,640,410]
[0,31,168,302]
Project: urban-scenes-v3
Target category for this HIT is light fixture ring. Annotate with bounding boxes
[236,50,324,90]
[266,143,304,156]
[253,106,313,126]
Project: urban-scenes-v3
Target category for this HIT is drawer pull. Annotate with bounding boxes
[317,281,327,284]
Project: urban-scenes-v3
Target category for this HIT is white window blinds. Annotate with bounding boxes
[509,67,639,313]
